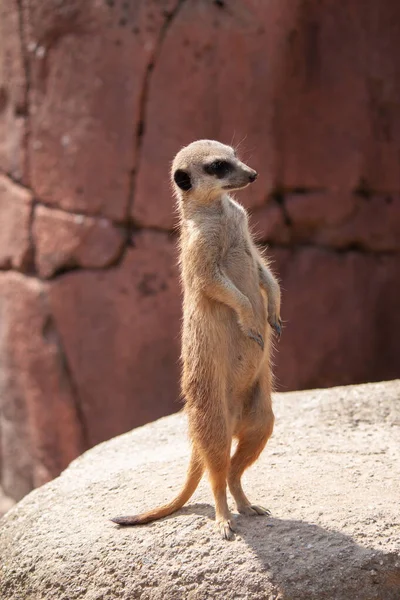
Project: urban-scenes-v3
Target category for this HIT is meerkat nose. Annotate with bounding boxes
[248,171,258,182]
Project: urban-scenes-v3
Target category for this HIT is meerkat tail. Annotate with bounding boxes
[111,450,204,526]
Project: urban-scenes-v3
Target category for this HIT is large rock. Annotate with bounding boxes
[0,380,399,599]
[33,205,125,278]
[278,1,400,191]
[249,200,291,245]
[132,0,298,229]
[270,247,400,391]
[0,175,32,271]
[0,272,85,500]
[48,231,182,447]
[0,231,181,501]
[283,192,400,251]
[24,0,179,219]
[0,1,26,180]
[133,0,400,228]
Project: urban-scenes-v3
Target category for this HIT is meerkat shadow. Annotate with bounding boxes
[153,508,399,598]
[232,516,400,600]
[159,502,216,521]
[111,498,399,597]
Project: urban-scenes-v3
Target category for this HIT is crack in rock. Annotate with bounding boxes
[40,289,90,451]
[15,0,31,183]
[125,0,188,226]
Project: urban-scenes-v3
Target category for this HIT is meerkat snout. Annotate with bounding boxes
[248,171,258,182]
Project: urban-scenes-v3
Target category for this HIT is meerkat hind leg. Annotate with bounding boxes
[208,463,236,540]
[229,432,273,516]
[192,413,235,540]
[229,384,274,516]
[229,430,272,516]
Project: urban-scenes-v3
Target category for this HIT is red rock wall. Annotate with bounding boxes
[0,0,399,501]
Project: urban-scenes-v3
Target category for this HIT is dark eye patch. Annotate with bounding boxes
[204,160,234,179]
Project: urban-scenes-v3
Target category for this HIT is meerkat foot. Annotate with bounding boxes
[268,315,282,338]
[217,518,236,540]
[238,504,271,517]
[247,329,264,350]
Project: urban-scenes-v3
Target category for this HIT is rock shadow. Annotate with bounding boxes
[163,503,400,600]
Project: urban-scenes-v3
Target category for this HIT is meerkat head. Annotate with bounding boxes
[171,140,257,202]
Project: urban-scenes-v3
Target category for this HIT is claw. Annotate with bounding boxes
[239,504,271,516]
[273,321,282,338]
[217,519,236,540]
[248,330,264,351]
[269,316,282,338]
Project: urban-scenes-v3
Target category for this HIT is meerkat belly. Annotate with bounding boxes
[182,290,267,403]
[222,242,266,326]
[221,241,269,388]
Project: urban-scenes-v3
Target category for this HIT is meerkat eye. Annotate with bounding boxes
[204,160,233,179]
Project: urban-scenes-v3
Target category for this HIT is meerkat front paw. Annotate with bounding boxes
[267,297,282,337]
[238,321,265,350]
[247,329,265,350]
[268,314,282,338]
[238,305,265,350]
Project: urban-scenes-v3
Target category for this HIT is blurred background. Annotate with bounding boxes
[0,0,399,511]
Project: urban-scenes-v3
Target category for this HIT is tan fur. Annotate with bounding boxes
[112,140,282,540]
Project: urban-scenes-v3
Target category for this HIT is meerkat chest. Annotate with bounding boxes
[222,200,253,259]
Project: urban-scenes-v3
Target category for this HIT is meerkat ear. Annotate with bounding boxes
[174,169,192,191]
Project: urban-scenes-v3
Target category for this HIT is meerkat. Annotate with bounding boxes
[112,140,282,540]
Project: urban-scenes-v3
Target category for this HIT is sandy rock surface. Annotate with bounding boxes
[0,380,399,599]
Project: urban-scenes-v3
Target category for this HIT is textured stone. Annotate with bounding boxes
[48,231,182,447]
[270,248,400,391]
[315,194,400,252]
[33,205,125,278]
[24,0,179,219]
[279,1,400,191]
[285,191,357,234]
[0,273,85,500]
[278,2,366,189]
[134,0,400,230]
[285,192,400,250]
[0,380,399,600]
[359,5,400,192]
[249,199,291,244]
[0,175,32,271]
[132,0,300,228]
[0,1,26,180]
